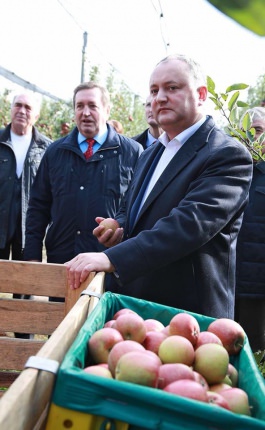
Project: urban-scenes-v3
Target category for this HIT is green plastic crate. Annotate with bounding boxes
[47,292,265,430]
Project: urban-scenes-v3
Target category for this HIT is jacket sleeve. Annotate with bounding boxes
[23,153,52,261]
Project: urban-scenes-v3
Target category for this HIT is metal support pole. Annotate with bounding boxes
[81,31,88,83]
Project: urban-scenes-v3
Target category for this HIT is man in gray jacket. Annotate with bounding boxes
[0,92,51,260]
[0,92,51,337]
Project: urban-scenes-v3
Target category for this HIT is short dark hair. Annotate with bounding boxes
[73,82,110,108]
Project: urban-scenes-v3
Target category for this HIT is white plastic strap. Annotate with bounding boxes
[24,356,59,374]
[80,288,102,299]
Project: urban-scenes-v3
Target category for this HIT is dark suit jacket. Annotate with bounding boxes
[131,129,149,149]
[105,117,253,319]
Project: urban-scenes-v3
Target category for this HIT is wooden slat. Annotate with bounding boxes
[0,372,20,387]
[0,272,105,430]
[0,300,64,334]
[0,338,45,370]
[65,271,95,313]
[0,260,67,297]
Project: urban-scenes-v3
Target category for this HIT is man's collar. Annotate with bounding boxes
[159,116,207,147]
[78,124,108,145]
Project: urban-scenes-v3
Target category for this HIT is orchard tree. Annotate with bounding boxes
[0,65,147,140]
[0,89,12,127]
[247,74,265,107]
[37,98,74,140]
[208,76,265,162]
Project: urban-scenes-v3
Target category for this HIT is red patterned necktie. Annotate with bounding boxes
[84,138,95,159]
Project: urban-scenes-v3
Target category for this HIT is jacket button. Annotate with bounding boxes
[80,186,84,190]
[76,231,81,235]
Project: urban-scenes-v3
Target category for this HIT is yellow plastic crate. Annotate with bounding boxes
[46,403,129,430]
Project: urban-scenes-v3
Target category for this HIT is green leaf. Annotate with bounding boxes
[207,76,215,92]
[220,93,228,101]
[246,128,256,141]
[226,84,249,93]
[206,0,265,36]
[228,91,239,111]
[237,101,249,107]
[209,97,223,109]
[242,113,251,131]
[229,106,238,124]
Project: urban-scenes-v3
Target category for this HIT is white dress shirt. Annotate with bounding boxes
[137,116,206,214]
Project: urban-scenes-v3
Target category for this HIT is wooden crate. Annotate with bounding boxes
[0,263,105,430]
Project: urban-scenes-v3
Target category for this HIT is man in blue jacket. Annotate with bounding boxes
[24,82,142,265]
[64,55,252,320]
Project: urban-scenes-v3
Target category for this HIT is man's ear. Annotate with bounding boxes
[34,113,40,124]
[198,86,208,104]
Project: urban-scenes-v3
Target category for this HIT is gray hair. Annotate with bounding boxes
[240,106,265,128]
[157,54,207,86]
[11,92,42,113]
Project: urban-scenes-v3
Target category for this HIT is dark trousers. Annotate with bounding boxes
[235,296,265,352]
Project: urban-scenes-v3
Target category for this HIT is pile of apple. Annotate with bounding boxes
[83,308,252,417]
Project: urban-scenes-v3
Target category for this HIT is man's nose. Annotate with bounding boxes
[154,89,166,103]
[83,106,91,116]
[18,105,27,113]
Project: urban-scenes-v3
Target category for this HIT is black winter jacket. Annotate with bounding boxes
[24,126,143,263]
[236,160,265,298]
[0,124,51,248]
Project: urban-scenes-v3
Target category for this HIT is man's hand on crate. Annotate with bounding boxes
[65,252,115,289]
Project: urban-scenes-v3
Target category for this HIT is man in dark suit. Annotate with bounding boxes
[65,54,253,319]
[132,95,163,149]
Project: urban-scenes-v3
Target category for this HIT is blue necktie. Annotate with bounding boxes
[129,143,165,230]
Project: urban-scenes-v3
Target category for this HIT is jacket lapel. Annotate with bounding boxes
[127,143,165,209]
[135,117,215,222]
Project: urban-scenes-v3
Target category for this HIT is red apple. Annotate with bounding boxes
[158,363,195,389]
[108,339,145,376]
[221,375,233,387]
[83,364,113,378]
[144,318,165,332]
[99,218,119,234]
[195,331,223,349]
[192,371,209,390]
[169,312,200,346]
[112,313,146,343]
[88,327,124,363]
[161,325,170,336]
[206,391,231,410]
[144,350,162,366]
[158,335,195,366]
[207,318,246,355]
[143,331,167,354]
[227,363,239,387]
[115,351,160,387]
[193,343,229,385]
[104,319,115,328]
[209,383,232,393]
[164,379,208,403]
[219,388,251,416]
[112,308,137,320]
